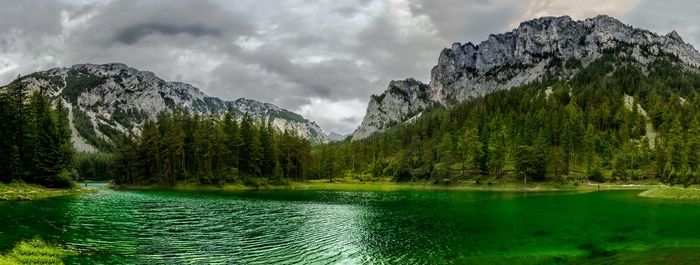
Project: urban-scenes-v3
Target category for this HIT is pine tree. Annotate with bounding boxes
[222,109,242,172]
[582,123,598,176]
[548,146,566,180]
[438,132,454,164]
[140,119,161,183]
[248,126,263,177]
[0,92,13,180]
[55,100,74,172]
[475,127,489,173]
[31,91,62,181]
[170,110,186,184]
[488,126,507,177]
[458,128,479,176]
[9,75,29,179]
[260,122,278,178]
[193,118,214,183]
[156,112,174,184]
[239,113,254,175]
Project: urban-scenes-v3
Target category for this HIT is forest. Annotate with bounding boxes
[3,53,700,188]
[0,76,313,188]
[0,77,75,187]
[314,54,700,186]
[111,110,312,186]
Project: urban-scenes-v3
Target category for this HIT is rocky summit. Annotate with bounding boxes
[10,63,329,150]
[352,15,700,140]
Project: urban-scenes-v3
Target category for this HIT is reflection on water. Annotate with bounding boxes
[1,188,700,264]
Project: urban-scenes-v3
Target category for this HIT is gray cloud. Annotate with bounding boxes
[408,0,526,43]
[112,23,223,45]
[1,0,697,133]
[623,0,700,51]
[0,0,66,37]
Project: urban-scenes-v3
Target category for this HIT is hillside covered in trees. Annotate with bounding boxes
[313,53,700,186]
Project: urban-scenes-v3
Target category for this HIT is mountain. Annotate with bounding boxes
[10,63,330,151]
[328,132,351,142]
[353,15,700,140]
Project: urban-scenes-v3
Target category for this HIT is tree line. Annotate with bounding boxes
[5,52,700,188]
[113,110,312,186]
[0,76,75,187]
[313,54,700,186]
[0,75,313,187]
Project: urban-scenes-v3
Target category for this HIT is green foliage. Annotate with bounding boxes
[97,122,129,147]
[0,77,75,187]
[312,54,700,185]
[61,70,106,103]
[113,110,311,185]
[565,58,583,69]
[75,152,116,181]
[0,238,71,265]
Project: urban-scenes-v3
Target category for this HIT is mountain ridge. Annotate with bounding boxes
[9,63,330,150]
[352,15,700,140]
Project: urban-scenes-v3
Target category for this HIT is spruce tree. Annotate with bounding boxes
[260,122,278,178]
[239,113,254,175]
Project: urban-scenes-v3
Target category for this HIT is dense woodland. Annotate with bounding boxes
[112,110,312,186]
[0,76,75,187]
[315,54,700,186]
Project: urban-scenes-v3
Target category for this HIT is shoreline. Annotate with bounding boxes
[116,181,700,201]
[113,180,700,200]
[0,182,93,201]
[116,180,657,193]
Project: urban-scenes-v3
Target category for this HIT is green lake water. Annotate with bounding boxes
[1,185,700,264]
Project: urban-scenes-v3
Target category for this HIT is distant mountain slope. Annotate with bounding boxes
[9,63,329,150]
[353,15,700,140]
[328,132,351,142]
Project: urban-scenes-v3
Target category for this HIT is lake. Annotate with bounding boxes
[1,185,700,264]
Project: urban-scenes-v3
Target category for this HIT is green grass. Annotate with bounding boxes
[639,186,700,200]
[118,179,657,193]
[284,180,655,192]
[0,182,91,201]
[0,238,71,265]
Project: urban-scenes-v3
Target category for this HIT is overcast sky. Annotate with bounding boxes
[1,0,698,134]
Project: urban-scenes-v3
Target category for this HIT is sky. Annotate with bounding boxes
[1,0,699,134]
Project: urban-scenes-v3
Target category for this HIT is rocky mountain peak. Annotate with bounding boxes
[353,78,433,140]
[666,30,684,43]
[11,63,330,150]
[353,15,700,140]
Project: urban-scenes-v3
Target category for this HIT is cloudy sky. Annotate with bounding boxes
[1,0,698,134]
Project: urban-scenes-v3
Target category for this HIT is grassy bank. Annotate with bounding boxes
[117,179,657,193]
[639,186,700,200]
[0,182,91,201]
[0,238,72,265]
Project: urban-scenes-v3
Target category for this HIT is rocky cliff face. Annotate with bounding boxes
[353,15,700,140]
[353,78,433,140]
[14,63,329,150]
